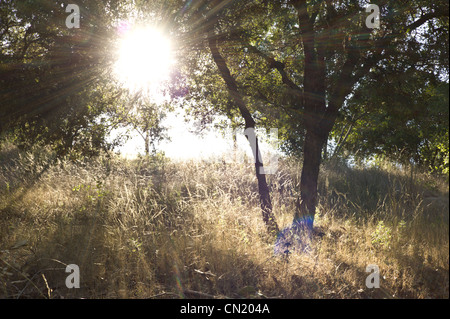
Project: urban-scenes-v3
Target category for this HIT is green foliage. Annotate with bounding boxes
[327,0,449,171]
[0,0,128,158]
[332,77,449,174]
[371,220,393,249]
[170,0,449,165]
[113,91,171,155]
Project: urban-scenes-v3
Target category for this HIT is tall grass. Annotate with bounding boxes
[0,144,448,299]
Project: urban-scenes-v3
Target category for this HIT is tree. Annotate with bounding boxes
[332,79,449,174]
[2,0,447,235]
[0,0,127,158]
[170,0,449,233]
[114,91,170,156]
[167,1,283,234]
[328,2,449,174]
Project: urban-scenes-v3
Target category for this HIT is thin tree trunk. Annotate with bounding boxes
[232,129,237,163]
[245,127,278,234]
[144,131,150,156]
[208,31,279,235]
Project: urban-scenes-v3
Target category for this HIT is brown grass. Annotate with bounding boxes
[0,144,448,299]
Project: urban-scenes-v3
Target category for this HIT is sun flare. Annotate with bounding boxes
[114,26,174,94]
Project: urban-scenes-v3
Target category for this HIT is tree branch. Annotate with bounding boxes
[245,44,303,98]
[207,31,255,129]
[406,10,449,32]
[207,29,279,235]
[323,1,443,128]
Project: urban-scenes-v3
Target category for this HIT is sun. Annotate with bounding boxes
[114,26,174,95]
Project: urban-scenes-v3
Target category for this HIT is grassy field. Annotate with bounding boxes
[0,144,448,299]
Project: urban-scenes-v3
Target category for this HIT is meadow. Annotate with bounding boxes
[0,144,448,299]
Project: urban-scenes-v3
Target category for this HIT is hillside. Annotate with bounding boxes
[0,145,448,299]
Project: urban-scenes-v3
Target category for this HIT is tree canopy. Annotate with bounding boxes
[1,0,129,157]
[166,0,448,229]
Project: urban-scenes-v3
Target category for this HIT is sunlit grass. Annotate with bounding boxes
[0,144,448,298]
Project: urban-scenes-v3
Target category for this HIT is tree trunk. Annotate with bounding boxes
[294,126,326,230]
[245,128,278,235]
[144,131,150,156]
[208,31,279,235]
[232,131,237,163]
[289,0,328,232]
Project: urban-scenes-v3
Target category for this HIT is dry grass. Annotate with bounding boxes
[0,144,448,299]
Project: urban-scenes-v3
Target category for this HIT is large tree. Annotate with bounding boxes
[171,0,449,232]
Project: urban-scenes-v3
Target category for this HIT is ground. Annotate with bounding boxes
[0,146,448,299]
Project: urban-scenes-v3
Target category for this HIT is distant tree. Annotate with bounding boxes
[114,92,170,156]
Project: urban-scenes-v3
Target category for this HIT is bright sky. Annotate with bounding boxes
[117,110,233,160]
[115,108,281,164]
